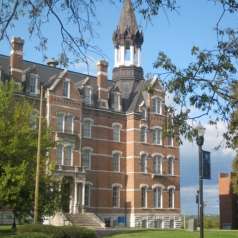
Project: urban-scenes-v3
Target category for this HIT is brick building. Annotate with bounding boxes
[0,0,181,228]
[219,173,238,229]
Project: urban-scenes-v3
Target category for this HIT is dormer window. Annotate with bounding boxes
[29,73,39,95]
[114,93,121,111]
[152,97,162,114]
[85,86,92,105]
[63,79,70,98]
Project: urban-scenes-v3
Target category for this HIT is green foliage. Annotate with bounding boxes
[0,80,60,220]
[17,224,96,238]
[12,232,52,238]
[204,216,219,229]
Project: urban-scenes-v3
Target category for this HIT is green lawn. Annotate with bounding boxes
[0,225,14,235]
[108,230,238,238]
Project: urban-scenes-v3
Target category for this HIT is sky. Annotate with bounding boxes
[0,0,236,215]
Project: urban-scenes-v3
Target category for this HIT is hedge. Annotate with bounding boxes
[17,224,96,238]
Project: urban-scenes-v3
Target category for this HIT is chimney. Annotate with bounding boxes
[10,37,24,82]
[96,60,109,109]
[47,58,59,67]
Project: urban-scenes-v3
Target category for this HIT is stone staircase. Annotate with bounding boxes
[66,213,105,229]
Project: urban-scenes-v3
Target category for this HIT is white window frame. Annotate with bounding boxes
[56,144,64,165]
[64,144,73,166]
[151,96,162,115]
[167,155,175,175]
[113,92,121,112]
[63,78,70,98]
[140,153,147,173]
[112,184,121,208]
[152,127,163,145]
[56,112,64,132]
[168,186,175,209]
[112,151,121,172]
[84,86,92,105]
[153,155,163,175]
[140,185,148,208]
[83,118,93,139]
[153,186,163,208]
[65,114,74,134]
[140,126,147,143]
[84,183,92,207]
[112,123,121,142]
[82,147,92,170]
[29,73,39,95]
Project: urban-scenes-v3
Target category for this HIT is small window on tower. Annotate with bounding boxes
[125,45,130,63]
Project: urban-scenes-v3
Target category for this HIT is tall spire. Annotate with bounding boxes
[118,0,138,36]
[112,0,144,80]
[113,0,143,49]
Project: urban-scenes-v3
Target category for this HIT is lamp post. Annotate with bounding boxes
[196,122,205,238]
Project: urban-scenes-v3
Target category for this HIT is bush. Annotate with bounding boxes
[11,232,51,238]
[17,224,96,238]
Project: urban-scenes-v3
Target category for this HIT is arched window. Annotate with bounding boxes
[141,186,147,208]
[153,187,162,208]
[168,157,174,175]
[140,154,147,173]
[56,144,63,165]
[83,119,93,138]
[168,187,175,208]
[82,148,92,170]
[112,124,121,142]
[152,128,162,145]
[112,152,120,172]
[112,186,120,207]
[140,127,147,143]
[153,156,162,175]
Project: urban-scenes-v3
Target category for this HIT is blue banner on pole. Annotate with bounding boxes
[202,150,211,180]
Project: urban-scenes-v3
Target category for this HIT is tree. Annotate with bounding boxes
[0,80,60,223]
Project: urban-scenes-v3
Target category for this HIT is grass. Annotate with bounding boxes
[107,230,238,238]
[0,225,15,236]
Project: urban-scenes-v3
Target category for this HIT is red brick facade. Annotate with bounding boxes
[0,0,181,228]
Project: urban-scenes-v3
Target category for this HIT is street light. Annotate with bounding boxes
[196,122,205,238]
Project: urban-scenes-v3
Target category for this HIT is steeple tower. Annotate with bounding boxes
[112,0,144,81]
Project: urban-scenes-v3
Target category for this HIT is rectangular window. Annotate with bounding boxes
[84,184,90,207]
[153,187,162,208]
[112,153,120,172]
[153,156,162,175]
[140,154,147,173]
[56,144,63,165]
[140,127,147,143]
[152,97,161,114]
[168,135,173,147]
[85,87,92,105]
[152,128,162,145]
[56,113,64,132]
[64,145,72,166]
[114,94,120,111]
[65,115,73,133]
[83,120,92,138]
[113,125,120,142]
[141,187,147,208]
[29,74,38,94]
[168,189,175,208]
[82,149,91,170]
[112,186,120,207]
[63,80,69,98]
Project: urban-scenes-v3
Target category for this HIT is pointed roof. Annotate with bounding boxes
[118,0,138,34]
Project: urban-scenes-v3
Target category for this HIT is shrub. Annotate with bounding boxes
[11,232,51,238]
[17,224,96,238]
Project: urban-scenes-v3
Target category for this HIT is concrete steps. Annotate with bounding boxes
[66,213,105,229]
